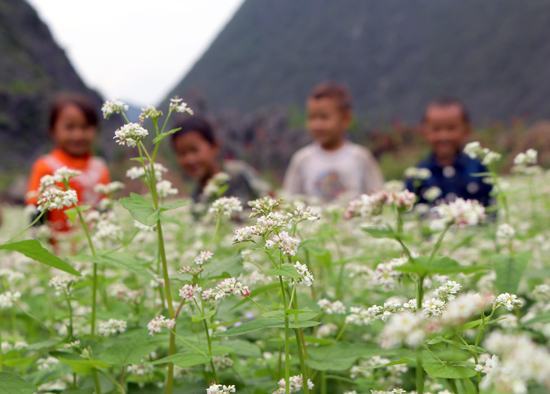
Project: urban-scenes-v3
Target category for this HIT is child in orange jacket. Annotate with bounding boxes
[27,93,110,232]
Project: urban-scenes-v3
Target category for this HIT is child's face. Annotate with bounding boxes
[306,98,351,149]
[51,104,96,157]
[173,131,219,181]
[422,104,470,160]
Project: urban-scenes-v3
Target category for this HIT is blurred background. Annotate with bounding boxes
[1,0,549,202]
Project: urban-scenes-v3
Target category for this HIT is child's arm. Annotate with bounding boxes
[362,151,384,194]
[282,154,304,195]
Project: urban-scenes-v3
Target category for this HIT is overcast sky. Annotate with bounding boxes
[27,0,244,106]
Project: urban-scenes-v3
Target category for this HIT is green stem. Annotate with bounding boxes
[429,223,451,261]
[279,276,290,394]
[199,301,218,383]
[65,292,74,339]
[290,289,309,394]
[416,350,424,394]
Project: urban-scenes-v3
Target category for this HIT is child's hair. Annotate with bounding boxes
[423,97,470,125]
[171,115,217,146]
[49,92,99,131]
[309,82,352,111]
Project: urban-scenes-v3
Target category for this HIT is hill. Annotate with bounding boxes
[166,0,550,125]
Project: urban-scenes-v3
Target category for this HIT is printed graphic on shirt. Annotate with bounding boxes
[314,170,346,201]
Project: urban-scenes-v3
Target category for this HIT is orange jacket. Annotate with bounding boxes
[27,148,110,231]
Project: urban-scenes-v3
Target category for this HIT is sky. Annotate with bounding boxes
[27,0,244,106]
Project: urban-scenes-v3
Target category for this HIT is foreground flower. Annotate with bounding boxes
[37,187,78,211]
[265,231,300,256]
[273,375,314,394]
[440,292,494,325]
[169,97,194,114]
[114,123,149,147]
[194,250,213,266]
[496,223,515,242]
[98,319,127,336]
[0,291,21,309]
[139,105,163,123]
[156,180,178,198]
[101,99,128,119]
[147,315,176,335]
[379,311,425,348]
[318,299,346,314]
[294,262,314,286]
[495,293,523,311]
[55,167,82,181]
[206,384,236,394]
[179,284,202,301]
[209,197,243,217]
[431,198,485,228]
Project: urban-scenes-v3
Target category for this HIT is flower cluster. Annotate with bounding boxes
[273,375,314,394]
[179,284,202,301]
[194,250,213,266]
[345,190,416,219]
[265,231,300,256]
[114,123,149,147]
[404,167,431,180]
[318,299,347,315]
[464,141,502,165]
[147,315,176,335]
[206,384,236,394]
[138,105,163,123]
[379,311,426,348]
[0,291,21,309]
[294,262,314,287]
[209,197,243,217]
[98,319,127,336]
[440,292,494,325]
[49,274,75,296]
[37,185,78,212]
[495,293,523,311]
[202,278,250,302]
[431,198,485,228]
[169,97,193,114]
[101,99,128,119]
[156,180,178,198]
[94,181,125,195]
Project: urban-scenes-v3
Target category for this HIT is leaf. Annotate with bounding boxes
[222,317,282,336]
[0,372,35,394]
[456,378,478,394]
[0,240,79,276]
[59,357,109,374]
[268,265,300,279]
[151,352,209,368]
[95,330,164,365]
[220,339,261,357]
[422,352,477,379]
[306,343,398,371]
[494,252,529,293]
[152,127,181,144]
[120,193,159,226]
[396,256,488,276]
[91,251,153,278]
[522,311,550,325]
[306,356,357,371]
[362,225,396,239]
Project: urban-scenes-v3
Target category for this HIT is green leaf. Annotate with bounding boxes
[152,127,181,144]
[220,339,261,357]
[222,317,282,336]
[151,352,209,368]
[59,357,109,374]
[267,265,300,279]
[522,311,550,325]
[95,330,164,365]
[396,256,488,276]
[456,378,478,394]
[306,356,357,371]
[0,239,79,276]
[91,251,153,278]
[362,225,396,239]
[120,193,159,226]
[0,372,35,394]
[306,343,398,371]
[494,252,529,293]
[423,352,477,379]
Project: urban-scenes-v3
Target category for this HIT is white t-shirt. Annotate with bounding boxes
[283,141,384,202]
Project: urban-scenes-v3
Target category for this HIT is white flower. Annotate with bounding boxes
[513,149,537,166]
[37,356,59,371]
[203,172,230,198]
[126,166,146,180]
[206,384,236,394]
[139,105,162,123]
[294,262,314,287]
[379,311,425,348]
[102,99,128,119]
[463,141,501,165]
[440,292,494,325]
[0,291,21,309]
[318,299,346,314]
[169,97,193,114]
[49,274,75,295]
[476,354,500,374]
[203,278,250,302]
[423,186,442,202]
[54,167,82,181]
[249,196,280,217]
[127,363,154,376]
[179,284,202,301]
[114,123,149,147]
[134,220,155,232]
[233,225,258,243]
[386,190,416,211]
[404,167,431,180]
[496,223,515,242]
[98,319,127,336]
[209,197,243,217]
[156,180,178,198]
[37,187,78,211]
[94,181,124,194]
[464,141,482,159]
[147,315,176,335]
[432,198,485,227]
[265,231,300,256]
[345,192,386,218]
[495,293,523,311]
[194,250,213,266]
[432,280,462,301]
[371,257,407,289]
[316,323,338,338]
[273,375,313,394]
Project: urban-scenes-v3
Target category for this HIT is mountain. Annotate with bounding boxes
[166,0,550,125]
[0,0,103,171]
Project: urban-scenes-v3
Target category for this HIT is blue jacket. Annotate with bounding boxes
[405,152,493,206]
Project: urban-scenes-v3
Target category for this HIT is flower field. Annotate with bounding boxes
[0,101,549,394]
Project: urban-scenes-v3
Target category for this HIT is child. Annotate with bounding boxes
[283,82,383,202]
[27,93,110,231]
[405,98,492,206]
[171,115,267,203]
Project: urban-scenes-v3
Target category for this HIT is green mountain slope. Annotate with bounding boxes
[166,0,550,125]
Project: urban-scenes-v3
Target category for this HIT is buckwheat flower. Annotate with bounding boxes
[0,269,24,282]
[423,297,446,317]
[169,97,193,114]
[55,167,82,181]
[249,196,280,217]
[126,166,146,180]
[496,223,515,242]
[204,278,250,301]
[404,167,431,180]
[37,356,59,371]
[423,186,442,202]
[233,225,258,243]
[49,274,75,295]
[114,123,149,147]
[432,198,485,227]
[371,257,407,289]
[432,280,462,301]
[288,201,321,222]
[203,172,230,198]
[134,220,155,232]
[475,354,499,374]
[495,293,523,311]
[139,105,163,123]
[265,231,300,256]
[316,323,338,338]
[212,355,233,369]
[482,150,502,166]
[513,149,537,166]
[92,218,122,246]
[37,187,78,212]
[440,292,494,325]
[98,319,127,336]
[156,180,178,198]
[94,181,124,195]
[345,192,386,219]
[179,284,202,301]
[0,291,21,309]
[255,212,290,234]
[209,196,243,217]
[127,363,154,376]
[101,99,128,119]
[464,141,482,159]
[273,375,314,394]
[147,315,176,335]
[379,311,425,348]
[532,284,550,303]
[194,250,213,265]
[294,262,314,286]
[206,384,236,394]
[317,299,347,314]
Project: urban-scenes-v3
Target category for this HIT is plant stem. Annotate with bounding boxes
[65,292,74,339]
[429,223,451,261]
[278,276,290,394]
[416,350,424,394]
